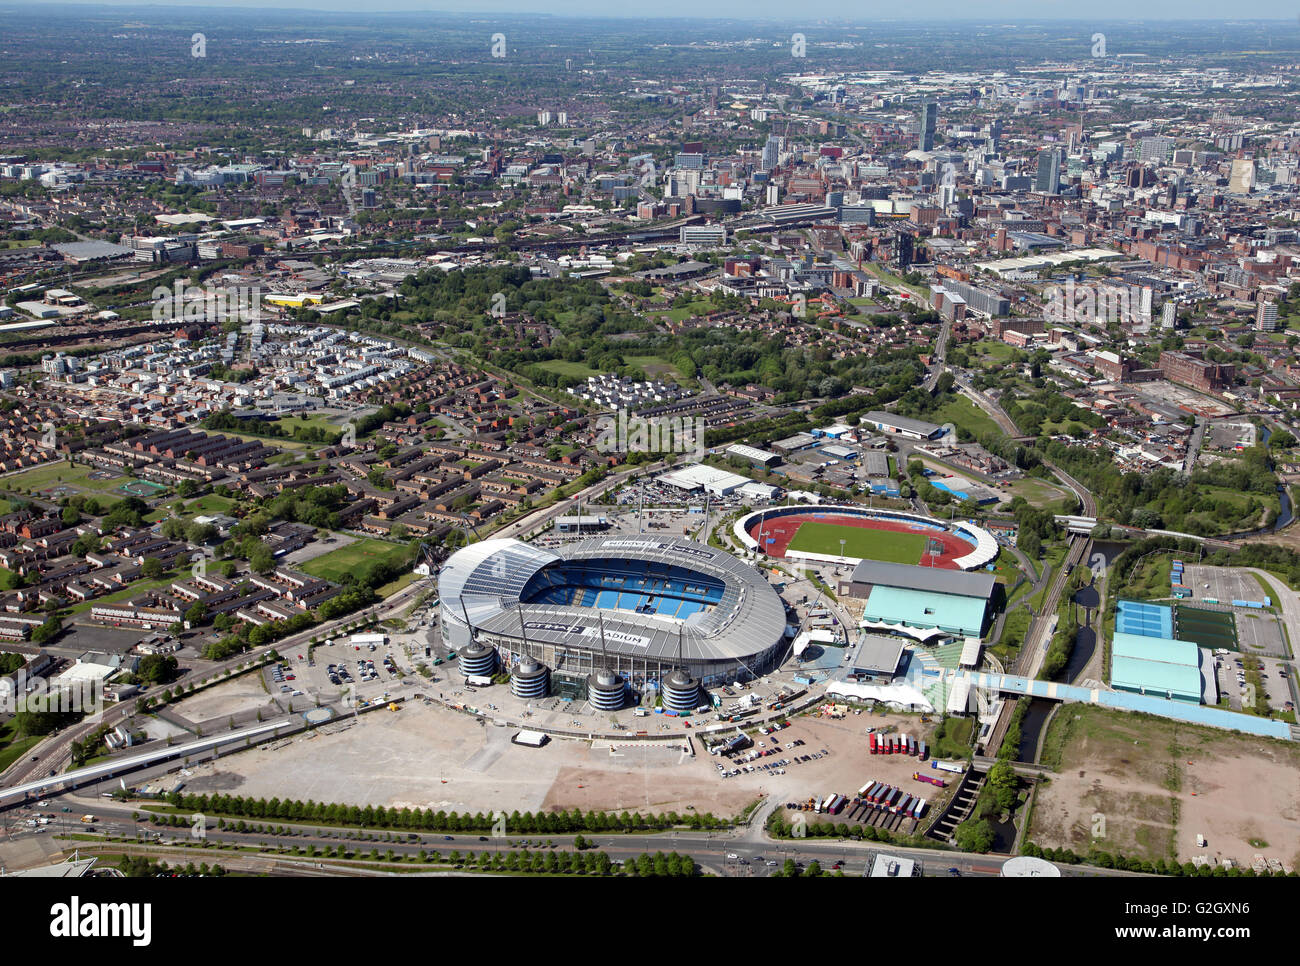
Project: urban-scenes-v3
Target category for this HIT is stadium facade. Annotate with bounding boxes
[439,536,789,699]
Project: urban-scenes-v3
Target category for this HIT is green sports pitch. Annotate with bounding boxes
[785,521,928,565]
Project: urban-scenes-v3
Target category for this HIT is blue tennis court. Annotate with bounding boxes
[1116,599,1174,639]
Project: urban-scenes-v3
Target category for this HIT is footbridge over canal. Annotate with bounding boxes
[946,669,1291,740]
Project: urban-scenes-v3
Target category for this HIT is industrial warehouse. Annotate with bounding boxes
[438,535,789,708]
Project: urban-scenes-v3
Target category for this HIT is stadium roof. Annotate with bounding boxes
[437,537,559,609]
[850,559,995,600]
[440,536,786,664]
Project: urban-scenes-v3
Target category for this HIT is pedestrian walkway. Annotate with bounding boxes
[950,669,1290,739]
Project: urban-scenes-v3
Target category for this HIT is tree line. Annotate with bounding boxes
[163,793,727,834]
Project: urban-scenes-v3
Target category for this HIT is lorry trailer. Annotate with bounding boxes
[913,772,947,787]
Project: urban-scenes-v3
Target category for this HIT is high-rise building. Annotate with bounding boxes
[1161,302,1178,329]
[1257,301,1280,332]
[761,135,783,171]
[1138,137,1175,163]
[1035,148,1063,194]
[1229,159,1256,194]
[895,232,914,270]
[919,102,938,152]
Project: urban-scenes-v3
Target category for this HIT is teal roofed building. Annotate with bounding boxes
[1110,631,1205,705]
[862,586,987,638]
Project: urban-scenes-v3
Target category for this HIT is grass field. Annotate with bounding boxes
[375,571,419,598]
[210,428,309,452]
[185,494,237,515]
[275,413,345,436]
[0,721,42,773]
[1005,477,1069,509]
[300,537,412,583]
[625,354,682,381]
[1120,553,1174,602]
[649,299,715,323]
[536,359,599,380]
[929,396,1002,440]
[786,521,926,564]
[968,339,1022,364]
[0,461,126,496]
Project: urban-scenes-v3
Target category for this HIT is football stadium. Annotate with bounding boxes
[438,536,789,708]
[733,505,999,571]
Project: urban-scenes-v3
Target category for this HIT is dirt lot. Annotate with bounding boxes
[1030,704,1300,870]
[171,675,279,722]
[178,698,946,820]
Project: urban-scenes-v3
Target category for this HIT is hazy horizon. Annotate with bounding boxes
[14,1,1300,22]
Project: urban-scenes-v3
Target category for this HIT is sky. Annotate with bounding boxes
[24,1,1300,22]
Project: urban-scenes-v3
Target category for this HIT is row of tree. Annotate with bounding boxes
[164,793,726,833]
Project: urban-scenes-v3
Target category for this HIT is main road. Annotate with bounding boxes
[45,793,1146,878]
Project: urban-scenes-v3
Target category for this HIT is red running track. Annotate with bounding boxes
[747,513,971,570]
